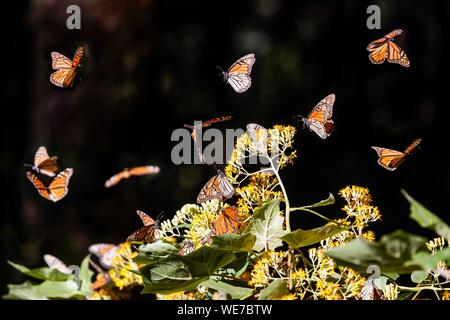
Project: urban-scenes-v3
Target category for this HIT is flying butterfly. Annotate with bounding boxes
[104,165,160,188]
[367,29,410,67]
[197,170,235,204]
[126,210,162,243]
[24,146,59,177]
[371,138,422,171]
[184,116,233,164]
[26,168,74,202]
[44,254,71,274]
[213,206,241,236]
[217,53,256,93]
[298,94,335,139]
[246,123,268,154]
[50,46,84,88]
[88,243,119,269]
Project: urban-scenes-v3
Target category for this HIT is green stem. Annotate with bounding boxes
[270,158,291,232]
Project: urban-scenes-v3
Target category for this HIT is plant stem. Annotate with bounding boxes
[269,158,291,232]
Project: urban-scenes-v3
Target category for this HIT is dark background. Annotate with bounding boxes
[1,0,449,293]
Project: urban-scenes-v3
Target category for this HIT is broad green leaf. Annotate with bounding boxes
[411,270,429,284]
[3,281,46,300]
[3,280,83,300]
[373,276,389,290]
[134,242,179,265]
[412,248,450,269]
[326,230,428,274]
[246,199,285,252]
[221,252,249,277]
[202,279,253,300]
[301,193,335,208]
[140,246,239,294]
[8,261,70,281]
[258,279,289,300]
[281,222,348,248]
[402,189,450,239]
[211,233,256,252]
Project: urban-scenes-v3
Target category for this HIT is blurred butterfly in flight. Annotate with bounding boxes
[367,29,410,67]
[371,138,422,171]
[50,46,84,88]
[197,170,235,204]
[126,210,162,243]
[89,243,119,269]
[298,94,335,139]
[24,146,59,177]
[104,165,160,188]
[44,254,72,274]
[26,168,74,202]
[217,53,255,93]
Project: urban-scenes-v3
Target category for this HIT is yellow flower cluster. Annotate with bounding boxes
[426,237,447,254]
[108,242,143,290]
[157,291,196,300]
[248,251,287,288]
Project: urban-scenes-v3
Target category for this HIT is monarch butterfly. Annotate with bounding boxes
[358,279,384,300]
[371,138,422,171]
[197,170,235,204]
[26,168,73,202]
[24,146,59,177]
[217,53,255,93]
[44,254,71,274]
[179,240,196,255]
[50,46,84,88]
[246,123,268,154]
[367,29,410,67]
[298,94,335,139]
[104,165,160,188]
[184,116,233,164]
[213,206,241,236]
[88,243,119,269]
[87,259,112,290]
[126,210,162,243]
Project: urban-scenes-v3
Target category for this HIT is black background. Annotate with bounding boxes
[1,0,449,293]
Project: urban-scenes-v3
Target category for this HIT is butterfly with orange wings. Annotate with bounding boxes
[27,168,73,202]
[184,116,233,163]
[197,170,235,204]
[89,243,119,269]
[367,29,410,67]
[104,165,160,188]
[126,210,162,243]
[298,94,335,139]
[201,206,241,245]
[50,46,84,88]
[371,138,422,171]
[24,146,59,177]
[217,53,255,93]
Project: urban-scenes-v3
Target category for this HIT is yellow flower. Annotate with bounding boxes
[316,279,342,300]
[382,283,399,300]
[108,242,143,290]
[427,237,446,254]
[89,288,112,300]
[279,293,297,300]
[248,251,287,288]
[157,291,196,300]
[441,291,450,300]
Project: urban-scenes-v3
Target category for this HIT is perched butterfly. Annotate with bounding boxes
[358,279,384,300]
[88,243,119,269]
[184,116,233,164]
[246,123,268,154]
[26,168,73,202]
[44,254,71,274]
[197,170,235,204]
[298,94,335,139]
[50,46,84,88]
[217,53,255,93]
[104,165,160,188]
[24,146,59,177]
[371,138,422,171]
[179,240,196,256]
[213,206,241,236]
[126,210,161,243]
[367,29,410,67]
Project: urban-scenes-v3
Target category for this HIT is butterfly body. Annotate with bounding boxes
[372,138,422,171]
[218,53,255,93]
[197,170,235,204]
[50,46,84,88]
[25,146,59,177]
[367,29,410,67]
[299,94,335,139]
[27,168,73,202]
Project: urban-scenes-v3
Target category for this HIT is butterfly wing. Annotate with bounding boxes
[247,123,268,154]
[197,171,235,203]
[213,206,240,236]
[126,225,158,243]
[48,168,74,202]
[34,146,50,167]
[50,69,77,88]
[359,279,384,300]
[201,116,233,128]
[371,146,405,171]
[51,52,73,70]
[33,146,58,177]
[44,254,71,274]
[179,240,196,255]
[227,73,252,93]
[136,210,155,227]
[128,165,160,176]
[387,41,410,67]
[26,171,51,201]
[104,170,129,188]
[226,53,255,93]
[305,94,335,139]
[89,243,119,269]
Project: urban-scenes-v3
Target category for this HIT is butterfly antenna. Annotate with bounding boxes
[24,164,33,169]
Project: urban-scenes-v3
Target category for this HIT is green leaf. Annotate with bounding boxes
[3,282,45,300]
[8,261,70,281]
[412,248,450,269]
[202,279,253,300]
[326,230,428,274]
[3,279,84,300]
[301,193,335,208]
[221,252,249,277]
[411,270,429,284]
[211,233,256,252]
[134,242,179,265]
[258,279,289,300]
[402,189,450,239]
[281,222,348,248]
[246,199,285,252]
[140,246,240,294]
[79,255,93,294]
